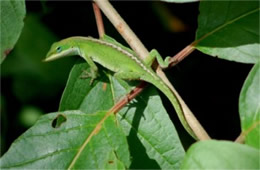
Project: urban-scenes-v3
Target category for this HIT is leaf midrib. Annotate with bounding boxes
[67,112,112,169]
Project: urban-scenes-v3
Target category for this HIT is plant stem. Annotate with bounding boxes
[110,82,147,114]
[235,121,260,143]
[235,133,245,144]
[92,2,105,38]
[169,41,196,67]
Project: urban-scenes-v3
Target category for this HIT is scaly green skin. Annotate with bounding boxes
[45,36,196,139]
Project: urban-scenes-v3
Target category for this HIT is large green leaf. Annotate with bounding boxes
[0,0,26,63]
[239,62,260,149]
[181,140,260,169]
[0,110,130,169]
[195,1,259,63]
[59,62,186,169]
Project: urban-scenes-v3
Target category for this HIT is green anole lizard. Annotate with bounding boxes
[45,36,197,139]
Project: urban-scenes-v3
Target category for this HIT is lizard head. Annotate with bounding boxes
[45,38,78,62]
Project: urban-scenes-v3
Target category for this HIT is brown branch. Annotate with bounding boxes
[169,41,197,67]
[92,2,105,38]
[110,82,147,114]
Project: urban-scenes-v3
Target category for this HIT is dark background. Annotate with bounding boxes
[1,1,252,155]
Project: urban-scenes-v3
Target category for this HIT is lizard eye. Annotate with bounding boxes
[56,46,62,53]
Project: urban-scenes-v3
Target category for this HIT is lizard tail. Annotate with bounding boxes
[143,76,198,139]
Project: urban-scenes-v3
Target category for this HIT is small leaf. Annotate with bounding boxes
[195,1,259,63]
[239,62,260,149]
[0,0,26,63]
[0,110,130,169]
[181,140,260,169]
[59,63,186,169]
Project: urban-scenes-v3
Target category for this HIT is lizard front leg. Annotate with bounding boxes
[144,49,171,69]
[80,53,99,84]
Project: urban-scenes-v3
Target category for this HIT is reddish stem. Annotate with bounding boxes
[92,2,105,38]
[169,41,197,67]
[109,82,147,114]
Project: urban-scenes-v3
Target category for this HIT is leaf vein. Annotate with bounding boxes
[1,148,78,168]
[197,7,260,43]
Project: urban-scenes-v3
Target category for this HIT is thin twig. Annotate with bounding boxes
[92,2,105,38]
[110,82,147,114]
[169,41,197,67]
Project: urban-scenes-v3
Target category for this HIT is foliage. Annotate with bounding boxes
[195,1,259,63]
[1,0,259,169]
[181,140,259,169]
[0,0,26,63]
[239,61,260,149]
[0,111,131,169]
[59,62,186,169]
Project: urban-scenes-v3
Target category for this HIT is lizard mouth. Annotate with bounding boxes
[44,48,78,62]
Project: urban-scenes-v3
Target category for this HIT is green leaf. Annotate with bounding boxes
[195,1,259,63]
[59,63,185,169]
[160,0,198,3]
[0,110,130,169]
[239,62,260,149]
[181,140,260,169]
[1,14,74,102]
[59,61,114,112]
[0,0,26,63]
